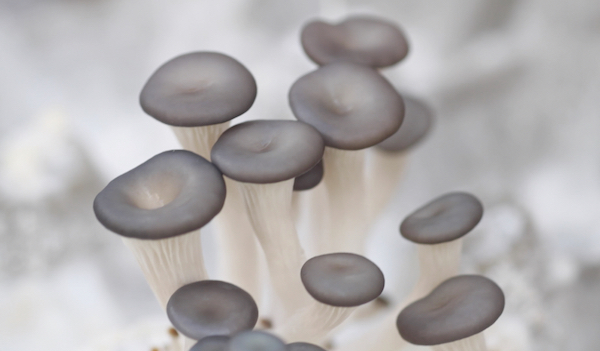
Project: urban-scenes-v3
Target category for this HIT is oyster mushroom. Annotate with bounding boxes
[301,16,409,68]
[140,51,261,302]
[339,192,483,351]
[211,120,325,319]
[275,253,384,343]
[167,280,258,347]
[93,150,226,309]
[397,275,505,351]
[289,61,404,254]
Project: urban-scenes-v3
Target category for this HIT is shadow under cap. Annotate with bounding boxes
[286,342,326,351]
[289,62,404,150]
[211,120,325,184]
[396,275,505,346]
[301,16,409,68]
[93,150,226,240]
[400,192,483,244]
[301,253,385,307]
[191,335,230,351]
[140,52,257,127]
[228,331,286,351]
[377,96,434,153]
[293,160,324,191]
[166,280,258,341]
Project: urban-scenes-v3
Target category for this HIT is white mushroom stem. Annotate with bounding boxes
[304,182,330,255]
[171,122,230,160]
[122,230,208,310]
[172,122,264,307]
[213,178,263,305]
[366,149,408,223]
[182,336,197,351]
[238,179,310,319]
[292,186,329,255]
[408,239,463,300]
[292,191,303,226]
[337,239,462,351]
[318,147,367,254]
[275,300,353,344]
[432,333,487,351]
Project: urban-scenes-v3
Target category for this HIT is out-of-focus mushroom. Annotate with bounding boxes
[140,51,262,305]
[211,120,325,319]
[301,16,409,68]
[397,275,505,351]
[367,96,433,222]
[338,192,483,351]
[167,281,258,345]
[289,62,404,254]
[228,331,286,351]
[275,253,384,343]
[93,150,225,309]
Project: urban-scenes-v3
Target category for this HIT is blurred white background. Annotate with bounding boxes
[1,0,599,350]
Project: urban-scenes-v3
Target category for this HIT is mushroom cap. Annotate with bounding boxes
[301,253,385,307]
[293,160,324,191]
[301,16,409,68]
[93,150,226,240]
[191,336,231,351]
[396,275,505,346]
[289,62,404,150]
[228,331,286,351]
[400,192,483,244]
[286,342,326,351]
[140,52,257,127]
[377,96,434,153]
[166,280,259,341]
[211,120,325,184]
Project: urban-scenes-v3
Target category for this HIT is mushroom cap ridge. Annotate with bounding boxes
[301,16,409,68]
[190,335,230,351]
[300,252,385,307]
[228,331,286,351]
[93,150,226,240]
[211,120,325,184]
[289,62,404,150]
[167,280,259,341]
[140,52,257,127]
[396,275,505,345]
[377,95,433,153]
[286,342,326,351]
[400,192,483,244]
[293,160,324,191]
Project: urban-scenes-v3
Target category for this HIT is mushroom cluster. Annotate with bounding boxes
[93,14,506,351]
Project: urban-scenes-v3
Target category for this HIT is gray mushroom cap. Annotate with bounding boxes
[228,331,286,351]
[301,253,385,307]
[396,275,505,346]
[191,336,231,351]
[377,96,433,153]
[93,150,226,240]
[211,120,325,184]
[289,62,404,150]
[293,160,323,191]
[166,280,259,341]
[301,16,409,68]
[286,342,326,351]
[400,192,483,244]
[140,52,257,127]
